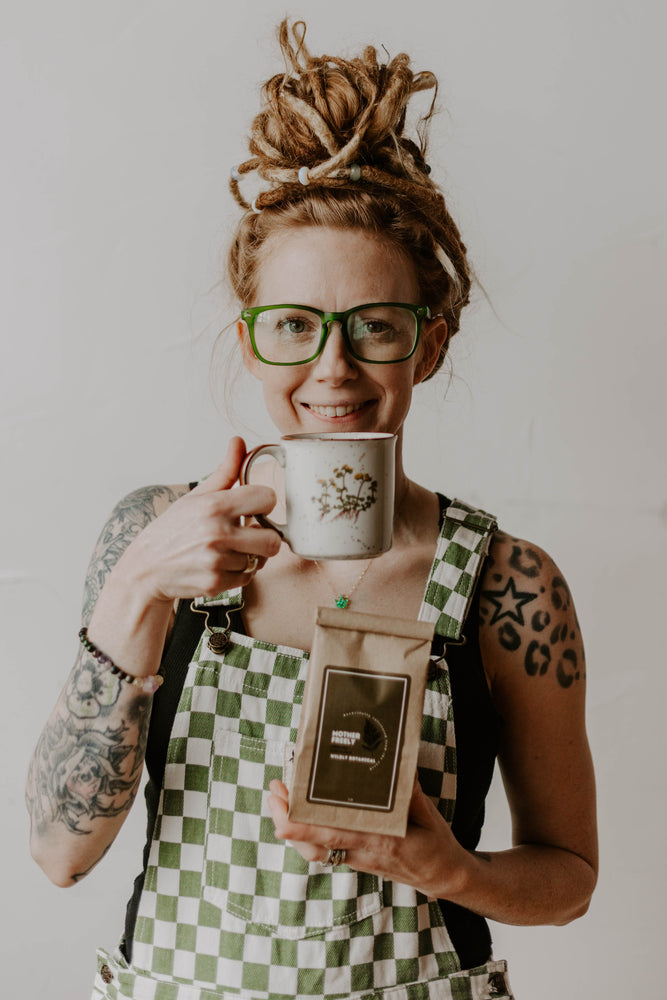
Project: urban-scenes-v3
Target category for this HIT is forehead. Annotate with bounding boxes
[253,226,420,308]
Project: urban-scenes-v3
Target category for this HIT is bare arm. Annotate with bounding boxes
[26,484,189,886]
[465,530,598,924]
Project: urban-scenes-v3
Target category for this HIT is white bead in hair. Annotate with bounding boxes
[298,166,311,186]
[251,198,262,214]
[349,163,362,181]
[434,244,458,283]
[230,166,243,181]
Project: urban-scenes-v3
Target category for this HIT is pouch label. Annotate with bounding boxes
[307,666,410,811]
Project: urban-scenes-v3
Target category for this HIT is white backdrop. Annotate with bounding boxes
[2,1,665,997]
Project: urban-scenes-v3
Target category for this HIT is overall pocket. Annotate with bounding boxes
[203,728,383,939]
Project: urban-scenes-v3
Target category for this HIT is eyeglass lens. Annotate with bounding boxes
[252,305,418,363]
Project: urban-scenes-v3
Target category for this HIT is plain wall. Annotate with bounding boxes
[2,1,665,996]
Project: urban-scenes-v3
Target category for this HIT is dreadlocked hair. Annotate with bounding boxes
[228,20,472,377]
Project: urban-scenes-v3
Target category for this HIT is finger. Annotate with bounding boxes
[268,779,289,802]
[267,788,290,827]
[407,776,441,829]
[231,551,270,576]
[223,520,282,566]
[221,484,279,520]
[267,807,339,866]
[269,805,355,850]
[192,437,247,495]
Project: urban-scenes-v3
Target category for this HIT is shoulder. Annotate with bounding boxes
[106,482,192,522]
[91,483,191,551]
[478,530,584,697]
[81,483,191,623]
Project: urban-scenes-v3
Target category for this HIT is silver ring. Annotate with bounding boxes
[245,553,259,572]
[325,847,347,867]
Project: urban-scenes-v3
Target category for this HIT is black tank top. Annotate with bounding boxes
[122,493,501,969]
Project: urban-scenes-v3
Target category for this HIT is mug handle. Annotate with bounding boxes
[239,444,289,542]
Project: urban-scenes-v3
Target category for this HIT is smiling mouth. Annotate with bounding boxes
[305,402,370,417]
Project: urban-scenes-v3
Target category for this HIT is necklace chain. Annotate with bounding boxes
[313,559,374,609]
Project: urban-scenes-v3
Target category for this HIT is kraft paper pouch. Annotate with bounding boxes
[288,606,435,837]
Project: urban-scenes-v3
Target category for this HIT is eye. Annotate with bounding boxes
[362,319,394,336]
[278,317,311,335]
[268,310,320,339]
[353,317,399,341]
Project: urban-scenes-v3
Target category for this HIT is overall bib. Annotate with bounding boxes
[92,500,514,1000]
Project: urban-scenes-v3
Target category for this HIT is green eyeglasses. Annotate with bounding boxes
[241,302,430,366]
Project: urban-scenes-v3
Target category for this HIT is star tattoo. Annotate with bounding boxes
[483,577,537,626]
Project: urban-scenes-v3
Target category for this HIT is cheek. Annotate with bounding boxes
[384,366,419,401]
[260,370,303,412]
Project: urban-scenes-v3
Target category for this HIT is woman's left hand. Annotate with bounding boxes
[267,776,468,898]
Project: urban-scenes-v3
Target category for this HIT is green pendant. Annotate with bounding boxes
[335,594,350,609]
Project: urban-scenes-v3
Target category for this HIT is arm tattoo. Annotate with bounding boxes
[71,843,112,882]
[27,483,187,850]
[481,577,537,627]
[81,484,188,624]
[550,576,572,612]
[508,544,543,578]
[497,621,521,652]
[27,653,152,836]
[531,610,551,632]
[480,539,585,689]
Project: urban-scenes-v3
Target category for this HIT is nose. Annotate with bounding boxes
[314,321,358,383]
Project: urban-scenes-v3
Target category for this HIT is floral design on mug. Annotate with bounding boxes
[312,465,378,521]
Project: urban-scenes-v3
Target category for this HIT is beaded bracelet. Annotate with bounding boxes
[78,628,164,695]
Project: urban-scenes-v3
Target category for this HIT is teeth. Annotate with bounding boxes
[309,403,364,417]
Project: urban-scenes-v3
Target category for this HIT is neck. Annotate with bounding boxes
[392,426,413,525]
[390,426,442,545]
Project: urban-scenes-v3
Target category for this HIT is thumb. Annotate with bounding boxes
[408,775,440,829]
[192,437,247,494]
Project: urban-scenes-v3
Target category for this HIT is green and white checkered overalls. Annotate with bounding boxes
[92,500,514,1000]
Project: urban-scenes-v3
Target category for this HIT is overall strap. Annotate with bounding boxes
[193,587,243,609]
[419,498,497,641]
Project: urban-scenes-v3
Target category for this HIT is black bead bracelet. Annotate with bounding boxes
[78,627,163,695]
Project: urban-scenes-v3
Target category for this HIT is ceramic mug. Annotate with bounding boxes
[240,432,397,559]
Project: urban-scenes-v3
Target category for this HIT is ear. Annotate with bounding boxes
[237,318,263,379]
[413,316,449,384]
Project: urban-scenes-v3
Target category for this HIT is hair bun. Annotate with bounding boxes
[244,21,437,187]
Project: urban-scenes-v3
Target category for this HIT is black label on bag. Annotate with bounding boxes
[307,665,410,811]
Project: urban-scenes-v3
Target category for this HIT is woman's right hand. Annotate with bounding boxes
[114,436,282,605]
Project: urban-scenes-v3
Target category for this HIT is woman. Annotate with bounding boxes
[26,21,597,1000]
